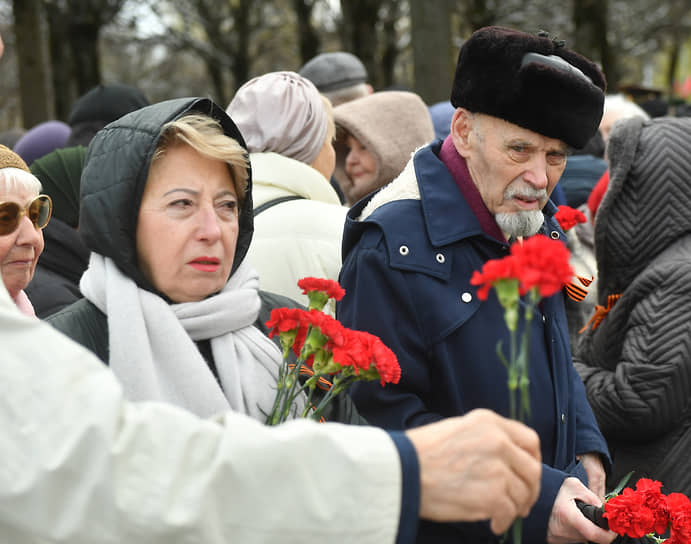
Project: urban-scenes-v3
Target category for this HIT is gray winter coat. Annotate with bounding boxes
[573,116,691,494]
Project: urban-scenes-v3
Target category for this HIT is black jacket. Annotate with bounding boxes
[25,218,89,318]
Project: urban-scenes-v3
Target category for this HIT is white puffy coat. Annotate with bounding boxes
[246,152,347,308]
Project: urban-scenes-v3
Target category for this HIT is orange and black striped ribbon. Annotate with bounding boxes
[565,275,593,302]
[579,293,622,333]
[288,363,330,423]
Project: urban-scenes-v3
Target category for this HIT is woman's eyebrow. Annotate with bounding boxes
[214,190,236,199]
[163,188,199,197]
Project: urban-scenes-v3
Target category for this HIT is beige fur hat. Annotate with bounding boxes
[0,144,30,172]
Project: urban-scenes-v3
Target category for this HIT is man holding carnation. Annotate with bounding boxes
[339,25,615,544]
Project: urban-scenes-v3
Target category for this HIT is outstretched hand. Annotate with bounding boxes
[406,408,542,535]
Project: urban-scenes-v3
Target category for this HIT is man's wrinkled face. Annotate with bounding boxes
[452,109,567,238]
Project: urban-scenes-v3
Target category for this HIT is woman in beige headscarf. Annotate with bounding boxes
[227,71,345,308]
[333,91,435,206]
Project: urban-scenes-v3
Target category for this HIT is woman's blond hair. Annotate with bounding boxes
[154,114,249,204]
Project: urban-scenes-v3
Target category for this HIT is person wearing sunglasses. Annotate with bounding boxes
[0,145,52,316]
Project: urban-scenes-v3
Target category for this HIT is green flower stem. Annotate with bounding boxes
[278,327,320,422]
[309,375,354,421]
[267,351,290,425]
[495,283,539,544]
[496,342,516,420]
[513,518,522,544]
[509,324,518,421]
[518,289,538,421]
[300,382,317,418]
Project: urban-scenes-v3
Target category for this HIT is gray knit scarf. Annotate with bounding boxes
[80,254,295,420]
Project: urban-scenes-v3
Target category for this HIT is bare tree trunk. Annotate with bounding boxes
[13,0,54,127]
[573,0,616,91]
[206,62,227,107]
[69,21,102,95]
[340,0,382,88]
[44,3,75,121]
[379,0,401,88]
[230,0,252,91]
[410,0,453,104]
[293,0,320,65]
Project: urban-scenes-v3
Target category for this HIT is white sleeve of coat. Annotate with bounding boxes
[0,284,402,544]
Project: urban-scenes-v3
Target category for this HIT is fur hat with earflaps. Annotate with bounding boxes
[451,26,606,149]
[0,144,30,172]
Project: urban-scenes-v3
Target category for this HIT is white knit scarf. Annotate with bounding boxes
[80,253,295,421]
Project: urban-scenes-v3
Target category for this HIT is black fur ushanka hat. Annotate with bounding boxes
[451,26,606,149]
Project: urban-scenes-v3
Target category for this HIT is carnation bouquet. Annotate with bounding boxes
[470,234,575,542]
[577,476,691,543]
[264,277,401,425]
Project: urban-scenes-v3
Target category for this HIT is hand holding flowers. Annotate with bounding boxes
[577,476,691,543]
[469,234,574,542]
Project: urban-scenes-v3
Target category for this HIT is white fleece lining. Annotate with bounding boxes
[358,154,421,221]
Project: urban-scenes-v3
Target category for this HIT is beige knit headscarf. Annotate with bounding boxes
[333,91,435,202]
[0,145,30,172]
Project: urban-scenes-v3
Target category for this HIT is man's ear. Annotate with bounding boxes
[450,108,474,157]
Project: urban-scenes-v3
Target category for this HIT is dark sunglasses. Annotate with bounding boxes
[0,194,53,235]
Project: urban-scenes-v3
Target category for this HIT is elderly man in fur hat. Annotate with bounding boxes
[338,26,615,544]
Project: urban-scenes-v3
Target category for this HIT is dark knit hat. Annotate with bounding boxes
[0,144,30,172]
[67,83,149,147]
[451,26,606,149]
[299,52,368,93]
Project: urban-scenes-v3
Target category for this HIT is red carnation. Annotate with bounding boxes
[369,335,401,385]
[298,277,346,301]
[510,235,573,297]
[635,479,669,534]
[265,307,310,356]
[306,310,347,349]
[330,329,371,372]
[470,236,572,300]
[329,329,401,386]
[469,256,519,300]
[667,493,691,544]
[554,205,587,231]
[604,488,656,538]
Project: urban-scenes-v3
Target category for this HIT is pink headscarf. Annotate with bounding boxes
[227,71,328,165]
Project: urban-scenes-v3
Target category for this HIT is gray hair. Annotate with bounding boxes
[603,94,650,121]
[323,83,371,106]
[0,168,42,196]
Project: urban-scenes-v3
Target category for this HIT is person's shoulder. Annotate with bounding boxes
[346,195,424,241]
[259,290,304,311]
[47,299,109,362]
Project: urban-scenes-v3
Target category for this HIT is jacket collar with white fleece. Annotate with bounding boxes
[357,151,421,221]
